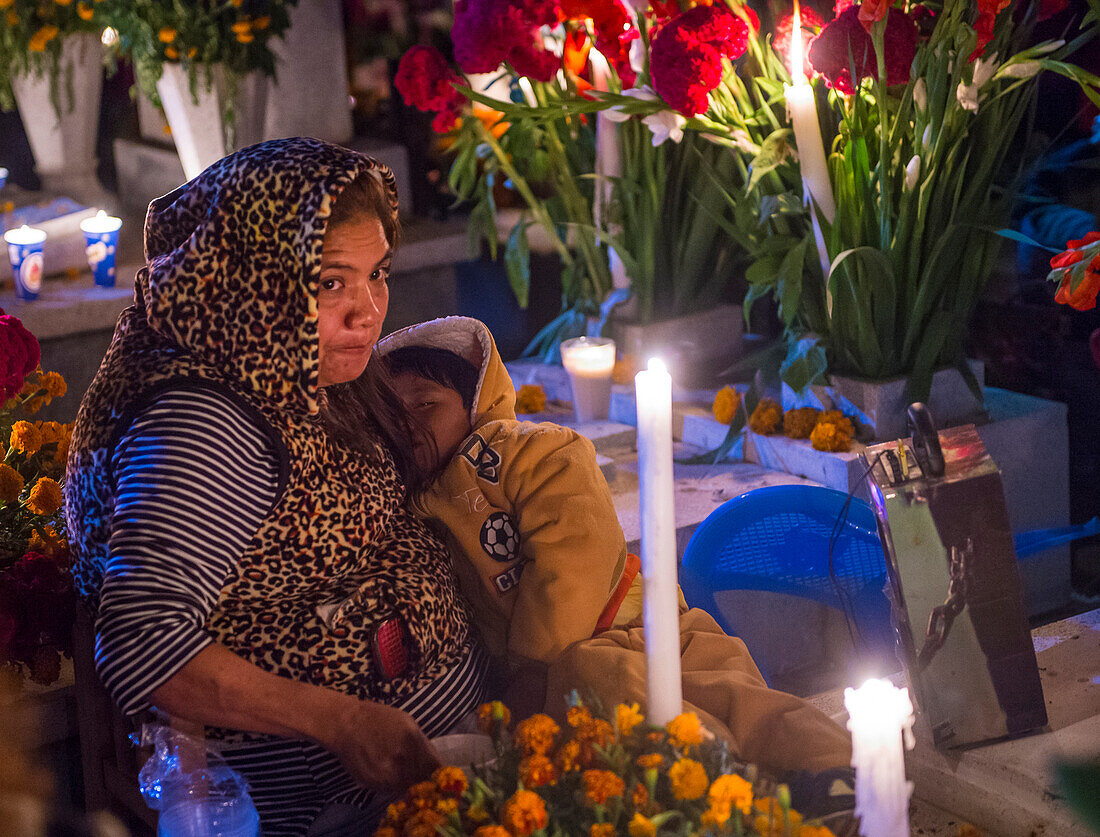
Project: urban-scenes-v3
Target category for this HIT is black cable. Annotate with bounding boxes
[827,450,886,654]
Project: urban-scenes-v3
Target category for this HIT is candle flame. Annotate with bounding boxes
[647,357,668,375]
[790,0,805,85]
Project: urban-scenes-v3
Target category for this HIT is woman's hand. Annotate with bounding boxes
[323,696,441,791]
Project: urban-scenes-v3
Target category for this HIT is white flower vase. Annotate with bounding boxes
[156,63,268,181]
[263,0,352,143]
[12,32,105,204]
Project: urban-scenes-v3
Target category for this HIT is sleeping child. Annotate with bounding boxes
[376,316,853,785]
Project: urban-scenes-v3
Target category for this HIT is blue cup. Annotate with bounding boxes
[80,211,122,288]
[4,224,47,300]
[0,167,8,190]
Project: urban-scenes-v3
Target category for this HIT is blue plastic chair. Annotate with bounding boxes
[680,484,892,676]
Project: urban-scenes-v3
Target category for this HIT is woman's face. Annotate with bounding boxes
[317,216,391,387]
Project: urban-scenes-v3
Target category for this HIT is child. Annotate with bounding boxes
[378,317,853,779]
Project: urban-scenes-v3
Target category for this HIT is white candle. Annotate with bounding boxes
[784,4,835,224]
[634,357,683,725]
[844,678,916,837]
[79,209,122,234]
[590,49,630,292]
[3,224,47,246]
[561,336,616,422]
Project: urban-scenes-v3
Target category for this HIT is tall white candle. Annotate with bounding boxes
[844,678,916,837]
[590,49,630,292]
[634,357,683,725]
[784,5,835,224]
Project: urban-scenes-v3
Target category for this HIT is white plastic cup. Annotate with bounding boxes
[157,796,260,837]
[560,336,616,423]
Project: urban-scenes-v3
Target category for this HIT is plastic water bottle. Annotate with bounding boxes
[156,790,260,837]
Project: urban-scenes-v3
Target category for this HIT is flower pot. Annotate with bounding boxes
[606,304,743,388]
[12,33,104,203]
[156,63,268,181]
[825,360,986,441]
[263,0,352,143]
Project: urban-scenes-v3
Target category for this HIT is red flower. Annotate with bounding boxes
[560,0,639,87]
[1051,234,1100,311]
[0,309,41,403]
[1068,231,1100,249]
[0,552,76,676]
[858,0,892,32]
[395,46,463,114]
[808,5,916,94]
[775,6,827,79]
[834,0,856,13]
[1038,0,1069,20]
[968,0,1010,61]
[452,0,561,82]
[650,4,749,116]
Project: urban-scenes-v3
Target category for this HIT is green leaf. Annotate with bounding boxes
[504,221,532,309]
[780,336,829,393]
[747,129,794,193]
[777,237,809,327]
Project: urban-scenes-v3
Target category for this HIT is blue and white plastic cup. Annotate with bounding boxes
[80,210,122,288]
[4,224,47,300]
[0,167,8,190]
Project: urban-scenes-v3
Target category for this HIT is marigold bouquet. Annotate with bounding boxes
[101,0,297,115]
[0,308,75,686]
[377,700,837,837]
[0,0,109,112]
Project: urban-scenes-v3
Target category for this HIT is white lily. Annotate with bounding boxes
[904,155,921,190]
[1002,60,1041,79]
[913,78,927,113]
[956,54,998,113]
[922,124,932,150]
[603,85,659,123]
[643,110,687,146]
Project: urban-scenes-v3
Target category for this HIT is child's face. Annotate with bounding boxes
[393,371,472,473]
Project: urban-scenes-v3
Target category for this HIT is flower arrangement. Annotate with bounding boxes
[378,700,837,837]
[738,0,1100,401]
[1048,231,1100,311]
[101,0,297,115]
[0,0,109,113]
[0,308,75,686]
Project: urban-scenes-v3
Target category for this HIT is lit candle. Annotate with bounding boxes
[634,357,683,725]
[80,210,122,288]
[4,224,48,300]
[784,3,835,224]
[560,336,616,422]
[844,678,916,837]
[79,209,122,235]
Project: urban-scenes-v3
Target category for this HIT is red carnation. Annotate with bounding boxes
[0,309,41,403]
[775,6,827,79]
[395,46,463,113]
[452,0,561,81]
[650,5,749,116]
[808,5,916,94]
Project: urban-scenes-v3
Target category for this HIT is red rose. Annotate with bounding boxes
[0,310,41,403]
[650,5,749,116]
[808,5,916,94]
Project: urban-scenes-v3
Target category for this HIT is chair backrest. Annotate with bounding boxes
[680,484,889,645]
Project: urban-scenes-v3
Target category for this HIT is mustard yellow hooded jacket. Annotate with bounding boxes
[379,317,633,666]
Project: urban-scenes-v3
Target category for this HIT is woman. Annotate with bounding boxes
[64,138,487,834]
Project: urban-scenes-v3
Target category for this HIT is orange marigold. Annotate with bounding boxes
[39,371,65,399]
[501,790,548,836]
[519,754,558,788]
[709,773,753,815]
[554,738,582,773]
[627,812,657,837]
[26,477,63,516]
[783,407,821,439]
[576,718,615,766]
[0,463,24,504]
[158,26,177,42]
[632,781,649,809]
[373,827,399,837]
[76,1,93,19]
[472,827,510,837]
[955,827,982,837]
[668,758,708,801]
[434,798,459,816]
[753,797,802,837]
[635,753,664,770]
[515,384,547,414]
[582,769,625,806]
[809,420,853,453]
[712,385,742,424]
[665,712,703,748]
[28,527,66,558]
[10,421,43,456]
[615,702,644,737]
[476,701,511,733]
[382,800,407,826]
[403,808,445,837]
[590,824,615,837]
[514,713,560,756]
[252,14,271,29]
[818,410,854,436]
[235,30,255,43]
[567,704,593,727]
[432,765,467,796]
[748,398,782,434]
[28,25,60,51]
[700,802,731,828]
[797,826,836,837]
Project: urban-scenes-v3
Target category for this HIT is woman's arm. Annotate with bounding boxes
[152,644,440,789]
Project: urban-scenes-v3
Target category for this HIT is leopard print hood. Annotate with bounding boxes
[136,137,398,416]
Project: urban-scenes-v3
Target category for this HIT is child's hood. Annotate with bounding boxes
[377,316,516,430]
